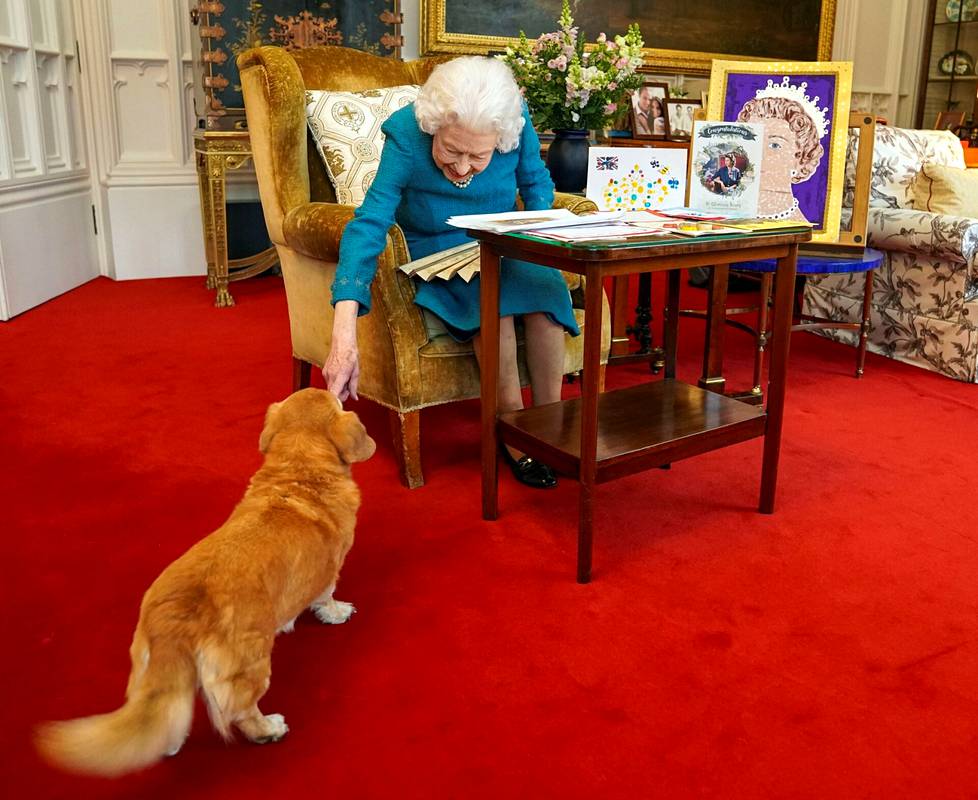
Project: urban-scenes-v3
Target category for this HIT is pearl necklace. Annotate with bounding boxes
[758,198,800,221]
[451,174,474,189]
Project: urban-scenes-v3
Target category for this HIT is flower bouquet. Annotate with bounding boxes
[499,0,645,133]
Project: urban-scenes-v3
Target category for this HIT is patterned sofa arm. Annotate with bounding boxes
[867,207,978,269]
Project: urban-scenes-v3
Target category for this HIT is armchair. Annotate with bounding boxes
[238,45,610,487]
[803,126,978,382]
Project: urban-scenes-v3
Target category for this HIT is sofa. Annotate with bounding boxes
[803,126,978,382]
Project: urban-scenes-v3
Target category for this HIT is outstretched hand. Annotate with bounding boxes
[323,300,361,402]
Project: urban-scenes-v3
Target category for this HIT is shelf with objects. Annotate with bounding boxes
[916,0,978,132]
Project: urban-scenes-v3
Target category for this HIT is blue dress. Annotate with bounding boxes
[331,103,580,341]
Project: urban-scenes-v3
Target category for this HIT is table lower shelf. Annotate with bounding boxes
[498,379,767,484]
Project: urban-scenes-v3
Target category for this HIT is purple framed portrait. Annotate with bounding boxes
[707,61,853,243]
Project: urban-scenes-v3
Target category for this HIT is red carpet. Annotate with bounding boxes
[2,275,977,799]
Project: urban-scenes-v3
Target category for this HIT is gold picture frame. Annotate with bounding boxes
[420,0,836,73]
[707,59,853,244]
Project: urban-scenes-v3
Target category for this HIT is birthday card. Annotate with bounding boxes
[585,147,688,212]
[687,121,765,218]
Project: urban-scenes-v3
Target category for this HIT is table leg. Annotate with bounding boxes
[199,152,234,307]
[663,269,680,381]
[195,152,218,291]
[610,276,631,358]
[698,263,728,393]
[628,272,653,354]
[577,271,604,584]
[759,246,798,514]
[480,245,501,521]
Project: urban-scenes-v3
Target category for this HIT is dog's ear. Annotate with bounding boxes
[259,401,284,453]
[329,411,376,464]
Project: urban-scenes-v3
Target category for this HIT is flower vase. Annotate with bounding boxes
[546,129,590,193]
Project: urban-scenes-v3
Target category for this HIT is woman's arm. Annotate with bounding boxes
[514,105,555,211]
[331,116,415,313]
[326,111,416,399]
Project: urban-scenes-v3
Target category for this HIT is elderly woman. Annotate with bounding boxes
[324,56,578,489]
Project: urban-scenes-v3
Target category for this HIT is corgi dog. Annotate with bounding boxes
[36,388,375,776]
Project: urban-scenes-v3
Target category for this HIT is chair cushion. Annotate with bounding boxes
[912,163,978,218]
[305,85,420,206]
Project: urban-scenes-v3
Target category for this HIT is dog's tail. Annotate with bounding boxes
[35,628,196,777]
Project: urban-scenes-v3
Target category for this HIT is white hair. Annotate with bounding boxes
[414,57,525,153]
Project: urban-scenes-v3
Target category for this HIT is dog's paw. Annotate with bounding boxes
[276,617,297,634]
[164,738,186,758]
[252,714,289,744]
[313,600,356,625]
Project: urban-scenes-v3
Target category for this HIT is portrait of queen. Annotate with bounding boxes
[736,77,829,222]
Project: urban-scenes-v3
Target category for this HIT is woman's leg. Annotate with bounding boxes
[473,316,525,461]
[473,315,523,413]
[475,313,559,488]
[523,312,565,407]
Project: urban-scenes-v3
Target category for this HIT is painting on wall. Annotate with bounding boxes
[421,0,836,72]
[193,0,401,129]
[707,59,852,243]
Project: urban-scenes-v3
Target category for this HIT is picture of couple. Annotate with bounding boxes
[630,83,668,137]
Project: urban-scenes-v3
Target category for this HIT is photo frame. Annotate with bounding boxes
[629,81,670,139]
[935,110,966,132]
[420,0,836,73]
[664,99,702,140]
[707,59,853,243]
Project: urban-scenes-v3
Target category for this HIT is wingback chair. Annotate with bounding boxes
[237,45,610,487]
[802,126,978,382]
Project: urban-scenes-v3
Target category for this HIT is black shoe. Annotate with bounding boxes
[500,447,557,489]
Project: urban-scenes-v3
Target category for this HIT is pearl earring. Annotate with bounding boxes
[790,168,798,177]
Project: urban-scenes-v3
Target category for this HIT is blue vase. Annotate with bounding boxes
[546,129,590,193]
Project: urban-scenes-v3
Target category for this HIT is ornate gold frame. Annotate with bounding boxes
[420,0,837,73]
[706,59,853,245]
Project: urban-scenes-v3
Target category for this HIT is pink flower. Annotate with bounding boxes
[608,81,617,91]
[615,56,628,69]
[604,102,617,114]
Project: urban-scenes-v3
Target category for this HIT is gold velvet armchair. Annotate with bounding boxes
[238,45,610,488]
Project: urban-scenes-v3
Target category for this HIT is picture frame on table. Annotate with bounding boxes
[935,110,966,132]
[707,59,853,244]
[628,80,670,139]
[664,98,702,140]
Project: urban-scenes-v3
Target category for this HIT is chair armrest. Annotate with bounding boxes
[282,201,356,262]
[553,192,598,215]
[867,207,978,268]
[282,201,428,353]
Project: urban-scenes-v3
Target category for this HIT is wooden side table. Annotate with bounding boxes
[193,130,279,307]
[474,228,810,583]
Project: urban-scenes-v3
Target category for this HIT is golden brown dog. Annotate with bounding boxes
[36,388,375,776]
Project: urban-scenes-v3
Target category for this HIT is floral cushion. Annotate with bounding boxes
[842,126,965,210]
[305,85,420,206]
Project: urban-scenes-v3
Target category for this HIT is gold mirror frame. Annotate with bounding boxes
[420,0,836,73]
